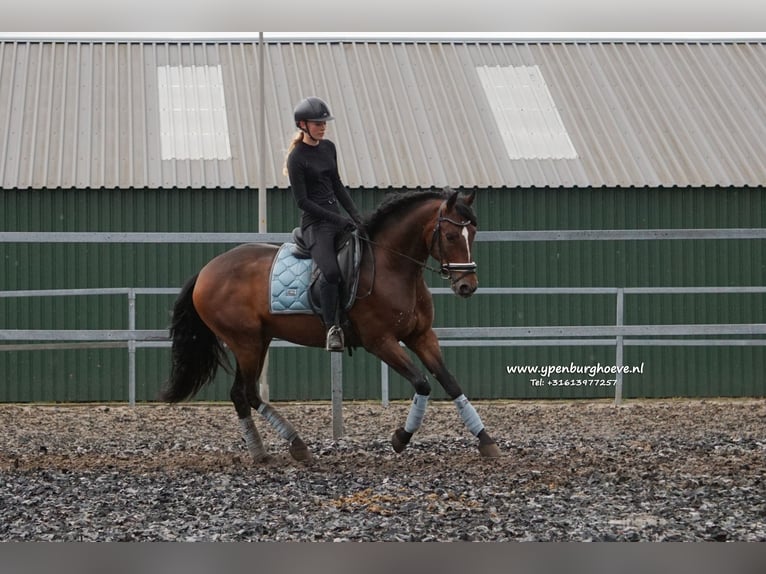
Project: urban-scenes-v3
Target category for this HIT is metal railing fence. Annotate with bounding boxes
[2,286,765,406]
[2,229,765,438]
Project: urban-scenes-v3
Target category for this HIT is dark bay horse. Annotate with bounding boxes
[160,188,500,462]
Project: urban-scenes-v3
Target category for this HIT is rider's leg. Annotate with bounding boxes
[308,225,344,351]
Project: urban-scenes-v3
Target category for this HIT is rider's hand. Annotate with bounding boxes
[342,218,357,232]
[351,215,365,232]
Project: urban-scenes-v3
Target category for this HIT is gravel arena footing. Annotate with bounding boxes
[1,399,764,542]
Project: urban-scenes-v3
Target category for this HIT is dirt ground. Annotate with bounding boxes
[1,399,764,541]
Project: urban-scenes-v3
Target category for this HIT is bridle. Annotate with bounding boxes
[356,200,478,292]
[357,203,476,299]
[428,202,478,284]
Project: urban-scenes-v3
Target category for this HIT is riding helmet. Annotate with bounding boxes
[293,96,335,126]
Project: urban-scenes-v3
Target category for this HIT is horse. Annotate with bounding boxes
[160,187,501,462]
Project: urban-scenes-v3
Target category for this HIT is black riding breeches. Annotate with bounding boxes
[304,223,342,326]
[305,223,342,285]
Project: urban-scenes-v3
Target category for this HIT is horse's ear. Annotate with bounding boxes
[445,188,459,210]
[461,189,476,206]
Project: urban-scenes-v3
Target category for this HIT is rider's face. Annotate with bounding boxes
[302,120,327,142]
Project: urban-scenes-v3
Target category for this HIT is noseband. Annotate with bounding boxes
[429,203,478,283]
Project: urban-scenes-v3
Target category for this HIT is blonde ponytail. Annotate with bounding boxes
[282,131,304,177]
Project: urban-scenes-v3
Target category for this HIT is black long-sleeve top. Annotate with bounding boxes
[286,139,361,229]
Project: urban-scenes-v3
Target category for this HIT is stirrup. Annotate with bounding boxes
[325,326,344,352]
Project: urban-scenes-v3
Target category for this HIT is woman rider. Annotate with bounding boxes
[284,96,364,352]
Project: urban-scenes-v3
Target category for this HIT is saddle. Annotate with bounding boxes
[269,228,364,316]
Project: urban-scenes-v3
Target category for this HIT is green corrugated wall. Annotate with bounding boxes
[1,187,764,402]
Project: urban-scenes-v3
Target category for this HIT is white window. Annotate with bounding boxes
[157,65,232,160]
[476,65,577,160]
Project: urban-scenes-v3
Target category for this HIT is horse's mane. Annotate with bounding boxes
[363,188,477,239]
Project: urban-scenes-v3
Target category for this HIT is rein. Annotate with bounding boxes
[358,234,445,276]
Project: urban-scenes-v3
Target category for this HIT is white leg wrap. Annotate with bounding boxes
[404,393,430,434]
[239,416,267,459]
[257,403,299,444]
[454,394,484,436]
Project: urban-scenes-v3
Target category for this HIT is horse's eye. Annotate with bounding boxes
[445,232,458,242]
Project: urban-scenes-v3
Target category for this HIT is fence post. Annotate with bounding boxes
[259,353,270,403]
[614,289,624,405]
[128,289,137,406]
[331,352,343,439]
[381,362,389,407]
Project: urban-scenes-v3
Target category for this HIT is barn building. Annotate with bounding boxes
[1,36,764,402]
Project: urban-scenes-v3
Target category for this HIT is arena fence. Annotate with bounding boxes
[2,230,766,438]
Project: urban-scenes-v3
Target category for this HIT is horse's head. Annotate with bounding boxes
[428,188,478,298]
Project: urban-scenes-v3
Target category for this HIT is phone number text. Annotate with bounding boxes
[530,378,617,387]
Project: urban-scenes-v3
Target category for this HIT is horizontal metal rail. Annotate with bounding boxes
[433,324,766,338]
[0,337,308,349]
[5,325,764,345]
[0,287,180,298]
[435,338,766,347]
[5,323,765,342]
[0,232,292,243]
[477,229,766,241]
[430,286,766,295]
[2,228,766,244]
[0,329,168,341]
[2,286,766,407]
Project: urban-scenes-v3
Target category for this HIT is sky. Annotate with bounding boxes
[1,0,765,36]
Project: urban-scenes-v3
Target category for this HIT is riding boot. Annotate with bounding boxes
[319,280,344,352]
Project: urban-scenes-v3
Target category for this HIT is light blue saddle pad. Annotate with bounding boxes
[269,243,314,314]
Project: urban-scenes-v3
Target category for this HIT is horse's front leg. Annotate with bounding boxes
[404,328,501,458]
[367,336,435,453]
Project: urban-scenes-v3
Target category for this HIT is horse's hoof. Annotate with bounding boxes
[391,427,412,453]
[289,439,313,462]
[253,453,274,464]
[478,441,502,458]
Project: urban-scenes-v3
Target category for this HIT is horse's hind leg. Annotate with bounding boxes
[231,364,271,463]
[241,341,312,462]
[254,401,312,462]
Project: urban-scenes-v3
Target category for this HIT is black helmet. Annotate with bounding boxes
[293,96,334,126]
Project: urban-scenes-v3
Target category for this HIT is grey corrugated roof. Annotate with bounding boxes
[1,39,766,190]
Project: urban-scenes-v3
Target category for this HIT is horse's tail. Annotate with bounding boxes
[160,273,230,403]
